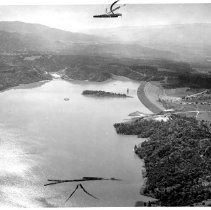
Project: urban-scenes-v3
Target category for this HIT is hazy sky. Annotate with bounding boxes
[0,4,211,32]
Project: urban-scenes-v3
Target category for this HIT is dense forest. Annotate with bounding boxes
[177,74,211,89]
[114,115,211,206]
[1,53,211,91]
[0,62,52,91]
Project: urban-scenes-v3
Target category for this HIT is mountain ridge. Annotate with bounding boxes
[84,23,211,61]
[0,21,181,60]
[0,21,104,43]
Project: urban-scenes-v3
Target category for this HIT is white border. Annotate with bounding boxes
[0,1,209,210]
[1,0,211,5]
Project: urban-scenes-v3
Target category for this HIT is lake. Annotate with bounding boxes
[0,77,152,207]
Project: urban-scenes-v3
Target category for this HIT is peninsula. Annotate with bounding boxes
[114,114,211,206]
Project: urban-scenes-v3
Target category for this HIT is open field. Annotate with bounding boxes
[160,86,211,122]
[164,87,189,97]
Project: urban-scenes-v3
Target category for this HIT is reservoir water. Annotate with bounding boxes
[0,78,152,207]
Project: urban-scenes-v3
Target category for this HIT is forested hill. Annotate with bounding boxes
[1,53,210,89]
[114,115,211,206]
[0,21,182,60]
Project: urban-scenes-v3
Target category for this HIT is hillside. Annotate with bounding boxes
[0,22,210,90]
[85,23,211,61]
[1,52,210,89]
[114,115,211,206]
[0,30,54,52]
[0,21,182,60]
[0,63,52,91]
[0,21,108,53]
[0,21,104,44]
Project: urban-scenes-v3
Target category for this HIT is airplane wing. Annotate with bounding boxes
[110,6,121,13]
[110,0,119,14]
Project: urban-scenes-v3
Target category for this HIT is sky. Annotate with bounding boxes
[0,3,211,32]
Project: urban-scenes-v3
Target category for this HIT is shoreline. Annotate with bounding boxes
[0,76,158,207]
[114,114,211,206]
[137,81,165,114]
[0,77,161,206]
[62,73,137,85]
[135,81,165,205]
[0,79,51,94]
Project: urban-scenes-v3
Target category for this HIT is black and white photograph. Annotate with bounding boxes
[0,0,211,207]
